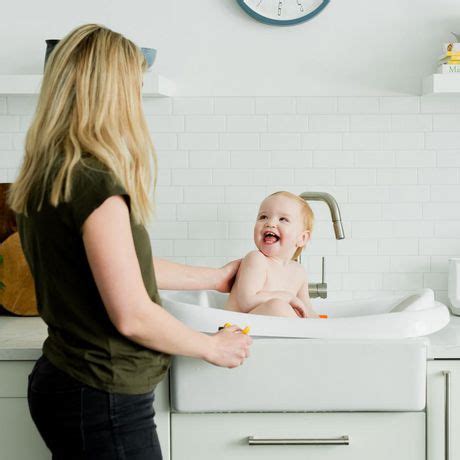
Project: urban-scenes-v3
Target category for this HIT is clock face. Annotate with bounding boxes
[236,0,330,25]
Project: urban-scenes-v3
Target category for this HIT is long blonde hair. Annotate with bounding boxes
[265,191,314,261]
[7,23,157,226]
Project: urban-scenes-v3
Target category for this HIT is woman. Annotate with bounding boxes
[7,24,252,460]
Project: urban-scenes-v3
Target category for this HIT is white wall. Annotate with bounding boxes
[1,1,460,304]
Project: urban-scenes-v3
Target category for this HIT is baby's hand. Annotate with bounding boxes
[305,309,320,319]
[289,296,307,318]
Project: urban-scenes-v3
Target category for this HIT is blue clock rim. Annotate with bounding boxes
[236,0,330,26]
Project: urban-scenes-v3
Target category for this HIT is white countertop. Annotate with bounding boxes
[1,315,460,361]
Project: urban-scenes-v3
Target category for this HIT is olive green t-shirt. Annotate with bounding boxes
[16,157,171,394]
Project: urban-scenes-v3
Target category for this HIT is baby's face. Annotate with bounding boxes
[254,195,310,261]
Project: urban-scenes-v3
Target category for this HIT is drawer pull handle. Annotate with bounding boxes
[248,435,350,446]
[442,370,451,460]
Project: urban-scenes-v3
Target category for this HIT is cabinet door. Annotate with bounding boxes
[427,360,460,460]
[0,361,50,459]
[171,412,425,460]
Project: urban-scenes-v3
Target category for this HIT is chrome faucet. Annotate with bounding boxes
[298,192,345,299]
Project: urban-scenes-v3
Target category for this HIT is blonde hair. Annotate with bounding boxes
[265,191,314,261]
[7,23,156,226]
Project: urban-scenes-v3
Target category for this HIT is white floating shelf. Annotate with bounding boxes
[423,73,460,95]
[0,73,175,97]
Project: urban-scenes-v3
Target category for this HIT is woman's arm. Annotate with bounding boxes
[153,257,221,291]
[82,196,214,360]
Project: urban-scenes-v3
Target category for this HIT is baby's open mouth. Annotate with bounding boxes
[263,231,280,244]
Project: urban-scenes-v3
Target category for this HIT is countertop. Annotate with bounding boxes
[1,315,460,361]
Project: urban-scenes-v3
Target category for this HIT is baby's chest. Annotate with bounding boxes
[263,265,302,293]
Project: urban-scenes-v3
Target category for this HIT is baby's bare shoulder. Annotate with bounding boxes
[243,250,267,265]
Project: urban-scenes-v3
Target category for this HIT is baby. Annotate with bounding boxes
[225,191,320,319]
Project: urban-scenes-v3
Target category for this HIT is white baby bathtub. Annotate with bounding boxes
[159,288,450,339]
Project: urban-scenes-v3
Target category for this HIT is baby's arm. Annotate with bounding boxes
[235,251,293,313]
[296,267,320,318]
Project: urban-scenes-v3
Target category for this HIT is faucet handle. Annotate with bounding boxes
[321,256,326,283]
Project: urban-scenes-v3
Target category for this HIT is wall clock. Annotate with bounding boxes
[236,0,330,26]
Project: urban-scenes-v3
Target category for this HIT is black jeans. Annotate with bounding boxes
[27,355,163,460]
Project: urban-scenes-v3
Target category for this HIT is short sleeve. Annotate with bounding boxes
[68,162,131,235]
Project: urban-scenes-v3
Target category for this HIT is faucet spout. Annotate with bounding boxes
[299,191,345,239]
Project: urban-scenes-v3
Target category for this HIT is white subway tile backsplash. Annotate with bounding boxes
[377,168,418,185]
[423,203,460,220]
[354,151,395,167]
[310,115,349,132]
[380,97,420,113]
[156,150,187,169]
[142,98,172,115]
[261,133,301,150]
[178,133,218,150]
[214,98,255,114]
[271,150,312,168]
[188,222,227,239]
[350,115,390,132]
[146,115,184,132]
[379,239,419,255]
[382,133,425,150]
[336,169,376,185]
[4,95,459,298]
[390,256,430,273]
[267,115,308,132]
[230,150,269,168]
[173,98,214,114]
[224,186,266,203]
[426,132,460,149]
[184,186,225,203]
[338,97,379,113]
[302,133,342,150]
[313,150,354,168]
[296,97,337,114]
[418,167,458,184]
[342,133,381,150]
[421,96,460,113]
[256,97,295,114]
[6,96,37,115]
[382,203,423,220]
[0,116,20,132]
[395,151,436,167]
[174,239,214,256]
[220,133,259,150]
[149,222,188,239]
[186,115,225,132]
[390,115,432,132]
[177,204,218,221]
[172,169,212,185]
[293,168,335,185]
[189,150,229,168]
[0,134,13,150]
[437,150,460,167]
[227,115,266,132]
[253,169,294,185]
[213,169,253,185]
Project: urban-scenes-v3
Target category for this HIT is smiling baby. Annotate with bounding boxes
[224,191,320,319]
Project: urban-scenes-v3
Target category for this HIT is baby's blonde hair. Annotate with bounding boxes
[8,23,156,226]
[265,191,314,261]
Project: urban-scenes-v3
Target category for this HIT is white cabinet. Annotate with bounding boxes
[0,360,170,460]
[0,361,50,459]
[427,360,460,460]
[171,412,425,460]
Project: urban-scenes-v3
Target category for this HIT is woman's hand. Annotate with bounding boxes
[205,325,253,368]
[215,259,242,293]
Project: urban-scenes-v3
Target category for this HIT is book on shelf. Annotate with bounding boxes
[437,64,460,73]
[443,42,460,53]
